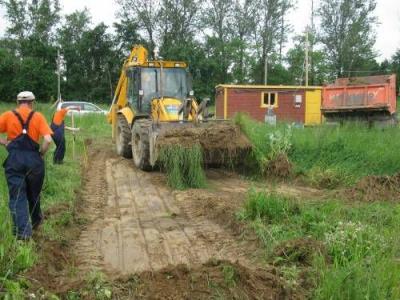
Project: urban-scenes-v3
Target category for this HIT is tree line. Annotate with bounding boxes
[0,0,399,103]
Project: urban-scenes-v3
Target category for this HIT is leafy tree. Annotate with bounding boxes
[286,34,330,85]
[201,0,235,84]
[58,10,121,103]
[158,0,200,60]
[390,49,400,90]
[251,0,293,84]
[0,44,19,101]
[113,21,144,56]
[318,0,378,78]
[115,0,160,57]
[0,0,60,101]
[229,0,258,83]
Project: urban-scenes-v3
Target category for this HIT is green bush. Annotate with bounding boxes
[235,114,293,175]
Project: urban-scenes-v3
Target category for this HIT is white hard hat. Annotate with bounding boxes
[17,91,35,101]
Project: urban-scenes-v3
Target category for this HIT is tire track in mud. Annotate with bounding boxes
[73,144,260,276]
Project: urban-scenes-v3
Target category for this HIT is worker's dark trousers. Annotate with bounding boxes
[51,122,65,164]
[4,150,44,239]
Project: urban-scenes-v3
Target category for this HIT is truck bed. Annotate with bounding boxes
[322,75,397,116]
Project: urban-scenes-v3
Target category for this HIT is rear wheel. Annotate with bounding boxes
[116,114,132,158]
[132,119,152,171]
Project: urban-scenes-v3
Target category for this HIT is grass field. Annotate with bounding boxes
[236,113,400,187]
[235,113,400,299]
[240,190,400,299]
[0,102,110,297]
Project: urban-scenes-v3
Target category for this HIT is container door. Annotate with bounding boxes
[305,90,322,125]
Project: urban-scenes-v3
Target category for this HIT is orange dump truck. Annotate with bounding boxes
[321,74,397,124]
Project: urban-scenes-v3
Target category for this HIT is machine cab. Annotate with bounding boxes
[126,65,193,118]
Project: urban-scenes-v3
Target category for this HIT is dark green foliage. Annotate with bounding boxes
[389,49,400,89]
[159,144,206,190]
[0,0,60,102]
[57,10,122,103]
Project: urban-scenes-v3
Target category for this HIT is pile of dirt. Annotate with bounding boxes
[265,154,293,179]
[273,238,328,267]
[347,173,400,202]
[27,232,84,295]
[113,260,296,300]
[176,188,247,236]
[156,122,251,165]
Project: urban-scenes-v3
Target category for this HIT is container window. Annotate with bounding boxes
[261,92,278,108]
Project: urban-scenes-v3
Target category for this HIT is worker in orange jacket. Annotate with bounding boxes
[50,106,80,164]
[51,108,68,164]
[0,91,53,240]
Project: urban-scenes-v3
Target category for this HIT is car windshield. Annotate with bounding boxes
[141,68,190,105]
[84,103,100,111]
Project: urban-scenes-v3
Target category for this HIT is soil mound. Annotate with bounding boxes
[157,122,251,165]
[348,173,400,202]
[273,238,328,267]
[114,260,294,300]
[179,189,245,235]
[265,154,292,179]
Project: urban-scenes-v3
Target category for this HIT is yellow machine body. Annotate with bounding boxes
[107,45,197,139]
[108,45,251,171]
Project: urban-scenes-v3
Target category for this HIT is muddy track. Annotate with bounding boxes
[74,143,261,276]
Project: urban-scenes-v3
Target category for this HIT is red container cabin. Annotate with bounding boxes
[215,84,323,125]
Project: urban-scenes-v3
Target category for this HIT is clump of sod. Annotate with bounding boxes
[159,144,207,190]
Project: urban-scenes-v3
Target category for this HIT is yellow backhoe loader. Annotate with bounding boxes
[107,45,250,170]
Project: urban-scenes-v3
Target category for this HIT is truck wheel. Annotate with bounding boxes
[132,119,152,171]
[116,114,132,158]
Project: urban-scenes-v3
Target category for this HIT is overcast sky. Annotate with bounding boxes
[0,0,399,62]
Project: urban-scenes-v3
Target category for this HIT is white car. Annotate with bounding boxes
[56,101,106,115]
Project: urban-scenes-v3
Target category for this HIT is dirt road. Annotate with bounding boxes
[63,142,323,298]
[74,144,262,276]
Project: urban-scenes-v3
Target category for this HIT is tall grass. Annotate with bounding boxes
[240,190,400,299]
[159,144,206,190]
[236,113,400,186]
[0,103,110,297]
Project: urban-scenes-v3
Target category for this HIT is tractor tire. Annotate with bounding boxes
[116,114,132,158]
[131,119,152,171]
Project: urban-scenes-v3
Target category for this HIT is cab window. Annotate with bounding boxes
[127,69,139,107]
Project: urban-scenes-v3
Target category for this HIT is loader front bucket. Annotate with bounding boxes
[149,121,251,167]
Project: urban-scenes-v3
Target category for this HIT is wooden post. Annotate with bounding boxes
[72,112,75,160]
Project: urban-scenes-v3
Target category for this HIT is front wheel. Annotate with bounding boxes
[131,119,152,171]
[116,115,132,158]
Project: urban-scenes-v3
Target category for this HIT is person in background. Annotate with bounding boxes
[0,91,53,240]
[50,106,80,164]
[51,107,68,164]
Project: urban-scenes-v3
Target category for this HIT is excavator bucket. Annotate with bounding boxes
[149,121,252,167]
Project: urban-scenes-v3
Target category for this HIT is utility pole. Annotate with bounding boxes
[310,0,314,85]
[305,30,309,86]
[57,49,61,101]
[264,55,268,85]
